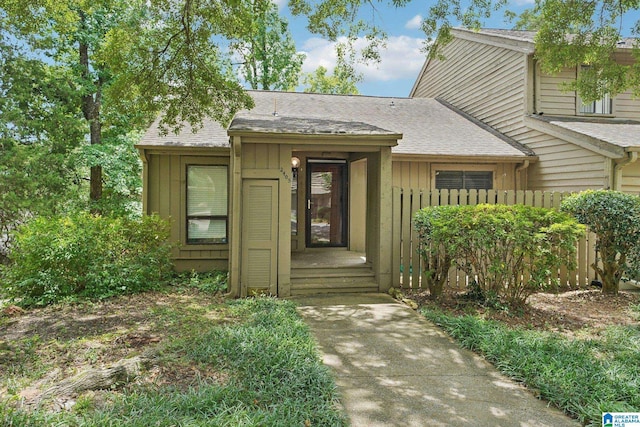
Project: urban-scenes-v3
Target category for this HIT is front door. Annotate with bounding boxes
[306,159,348,247]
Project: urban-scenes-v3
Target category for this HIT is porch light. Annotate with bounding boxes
[291,156,300,169]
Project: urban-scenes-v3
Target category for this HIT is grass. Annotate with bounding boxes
[0,294,346,427]
[422,308,640,427]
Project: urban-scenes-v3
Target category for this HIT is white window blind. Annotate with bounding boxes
[187,165,228,244]
[579,65,613,115]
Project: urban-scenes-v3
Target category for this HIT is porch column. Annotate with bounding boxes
[377,146,393,292]
[228,136,242,298]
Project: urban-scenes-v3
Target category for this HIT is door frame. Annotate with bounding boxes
[305,158,349,248]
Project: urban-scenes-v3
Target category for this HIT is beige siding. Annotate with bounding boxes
[537,67,576,116]
[412,37,528,138]
[392,161,431,188]
[516,129,608,191]
[146,152,230,272]
[392,160,518,190]
[615,91,640,120]
[621,161,640,194]
[537,61,640,119]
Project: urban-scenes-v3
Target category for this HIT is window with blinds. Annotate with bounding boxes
[435,170,493,190]
[186,165,228,244]
[578,65,613,115]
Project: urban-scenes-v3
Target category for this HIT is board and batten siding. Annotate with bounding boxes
[412,37,529,138]
[516,129,608,191]
[145,152,230,271]
[392,160,519,190]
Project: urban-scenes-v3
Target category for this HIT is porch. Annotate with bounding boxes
[290,248,377,295]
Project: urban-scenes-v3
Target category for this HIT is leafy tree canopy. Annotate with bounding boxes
[289,0,640,102]
[230,1,305,91]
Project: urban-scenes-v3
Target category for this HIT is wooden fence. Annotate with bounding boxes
[391,188,597,290]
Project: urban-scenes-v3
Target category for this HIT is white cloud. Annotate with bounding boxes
[272,0,286,9]
[300,36,427,82]
[510,0,536,5]
[405,14,423,30]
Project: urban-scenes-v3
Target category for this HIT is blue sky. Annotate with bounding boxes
[271,0,640,97]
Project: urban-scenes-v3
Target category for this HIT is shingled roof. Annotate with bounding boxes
[530,115,640,151]
[140,90,533,159]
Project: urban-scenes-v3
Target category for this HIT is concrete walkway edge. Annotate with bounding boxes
[292,293,580,427]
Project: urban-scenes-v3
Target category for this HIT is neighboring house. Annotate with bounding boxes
[411,28,640,192]
[138,90,534,297]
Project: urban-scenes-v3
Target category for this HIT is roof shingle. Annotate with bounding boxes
[140,90,532,158]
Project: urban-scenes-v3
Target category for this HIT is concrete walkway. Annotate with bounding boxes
[293,293,580,427]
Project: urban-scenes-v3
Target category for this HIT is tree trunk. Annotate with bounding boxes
[79,12,103,208]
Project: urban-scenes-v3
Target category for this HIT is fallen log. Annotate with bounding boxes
[39,350,156,402]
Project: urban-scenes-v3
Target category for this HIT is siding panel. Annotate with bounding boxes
[621,161,640,194]
[413,37,528,139]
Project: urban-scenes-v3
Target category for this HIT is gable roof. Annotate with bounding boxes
[140,90,533,159]
[452,28,637,50]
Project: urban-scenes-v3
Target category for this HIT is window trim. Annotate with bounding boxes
[181,157,230,249]
[431,164,497,190]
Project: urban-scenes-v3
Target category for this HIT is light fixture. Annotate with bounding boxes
[291,156,300,169]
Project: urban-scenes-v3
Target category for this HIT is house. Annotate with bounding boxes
[138,91,534,297]
[411,28,640,192]
[139,28,640,297]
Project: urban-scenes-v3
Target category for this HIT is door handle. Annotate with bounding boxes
[307,199,311,209]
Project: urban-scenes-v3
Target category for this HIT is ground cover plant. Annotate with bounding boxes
[410,289,640,427]
[0,287,346,426]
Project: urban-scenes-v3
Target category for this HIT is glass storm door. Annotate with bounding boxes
[306,159,348,247]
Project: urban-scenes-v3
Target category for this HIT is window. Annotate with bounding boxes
[579,93,612,115]
[435,170,493,190]
[578,66,613,115]
[186,165,228,244]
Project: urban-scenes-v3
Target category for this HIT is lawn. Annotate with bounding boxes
[0,288,347,426]
[412,289,640,427]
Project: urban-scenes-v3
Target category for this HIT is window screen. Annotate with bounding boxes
[186,165,228,244]
[435,170,493,190]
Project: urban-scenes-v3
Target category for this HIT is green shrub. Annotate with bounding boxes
[414,204,584,305]
[176,270,228,294]
[561,190,640,294]
[2,213,173,306]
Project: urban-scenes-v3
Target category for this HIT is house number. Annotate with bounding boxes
[279,167,291,183]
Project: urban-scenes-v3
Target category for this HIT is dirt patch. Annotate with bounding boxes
[409,288,640,337]
[0,289,230,411]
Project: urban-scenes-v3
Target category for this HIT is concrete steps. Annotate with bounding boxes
[290,265,377,295]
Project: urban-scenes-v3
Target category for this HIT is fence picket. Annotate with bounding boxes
[393,187,593,293]
[411,188,422,288]
[392,187,402,288]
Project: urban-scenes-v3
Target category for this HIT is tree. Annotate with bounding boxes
[230,1,305,91]
[561,190,640,295]
[0,0,255,209]
[303,65,360,94]
[0,37,85,258]
[289,0,640,103]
